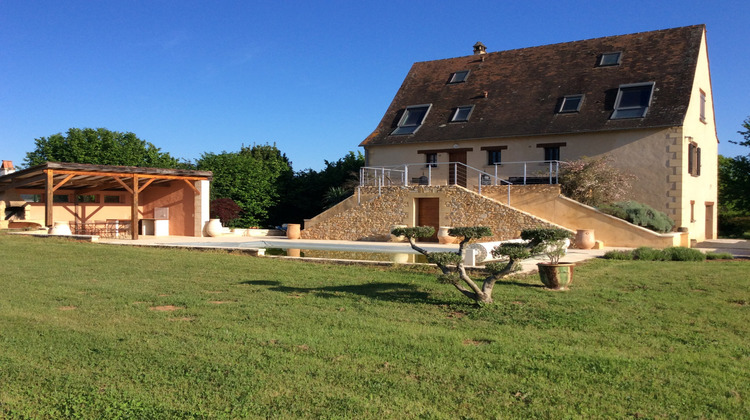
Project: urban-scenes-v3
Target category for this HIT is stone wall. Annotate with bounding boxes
[301,185,561,241]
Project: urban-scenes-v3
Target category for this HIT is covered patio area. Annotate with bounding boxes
[0,162,212,239]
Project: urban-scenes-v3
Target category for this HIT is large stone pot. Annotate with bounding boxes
[537,262,575,290]
[389,224,407,242]
[205,219,223,237]
[286,223,301,240]
[575,229,595,250]
[49,221,72,236]
[437,226,457,244]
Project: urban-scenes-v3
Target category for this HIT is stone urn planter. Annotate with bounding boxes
[575,229,595,249]
[518,227,575,290]
[389,224,407,242]
[437,226,457,244]
[49,221,72,235]
[537,262,575,290]
[286,223,301,240]
[205,219,223,237]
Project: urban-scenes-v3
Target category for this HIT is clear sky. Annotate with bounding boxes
[2,0,749,171]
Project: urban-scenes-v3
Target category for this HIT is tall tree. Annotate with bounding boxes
[196,144,292,227]
[24,127,182,168]
[719,117,750,215]
[272,151,365,225]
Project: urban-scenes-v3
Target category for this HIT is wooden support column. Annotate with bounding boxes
[131,175,139,240]
[45,170,54,227]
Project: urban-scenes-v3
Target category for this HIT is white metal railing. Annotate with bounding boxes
[358,162,513,204]
[487,160,560,185]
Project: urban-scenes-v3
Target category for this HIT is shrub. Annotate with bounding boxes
[603,250,634,260]
[632,247,667,261]
[559,155,635,207]
[718,212,750,239]
[210,198,243,227]
[706,252,734,260]
[663,247,706,262]
[599,201,675,233]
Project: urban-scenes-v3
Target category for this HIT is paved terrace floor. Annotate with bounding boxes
[99,235,610,274]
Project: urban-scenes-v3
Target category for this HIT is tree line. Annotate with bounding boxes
[24,127,364,228]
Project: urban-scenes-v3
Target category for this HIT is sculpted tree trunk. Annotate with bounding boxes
[392,227,530,305]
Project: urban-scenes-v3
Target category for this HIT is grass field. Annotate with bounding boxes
[1,234,748,418]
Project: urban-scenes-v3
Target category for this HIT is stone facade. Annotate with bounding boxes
[301,185,561,241]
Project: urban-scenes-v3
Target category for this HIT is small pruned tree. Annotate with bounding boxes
[391,226,531,305]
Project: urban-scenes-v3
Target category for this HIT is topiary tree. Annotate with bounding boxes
[391,226,531,305]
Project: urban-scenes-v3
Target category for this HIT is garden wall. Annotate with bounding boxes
[301,185,562,241]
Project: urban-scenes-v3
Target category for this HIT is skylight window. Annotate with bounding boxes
[451,105,474,122]
[448,70,470,83]
[392,104,431,135]
[558,95,584,113]
[598,52,622,67]
[611,82,655,119]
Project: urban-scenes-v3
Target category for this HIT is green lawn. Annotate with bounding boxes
[1,234,748,419]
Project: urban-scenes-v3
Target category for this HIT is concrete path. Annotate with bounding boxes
[99,235,609,274]
[694,239,750,258]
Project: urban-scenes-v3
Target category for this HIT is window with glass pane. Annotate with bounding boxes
[451,105,473,122]
[392,105,431,135]
[611,83,654,119]
[104,195,121,203]
[487,150,502,165]
[599,52,621,66]
[53,194,69,203]
[76,195,98,203]
[449,70,469,83]
[699,90,706,122]
[425,153,437,167]
[21,194,41,203]
[559,95,583,113]
[544,147,560,162]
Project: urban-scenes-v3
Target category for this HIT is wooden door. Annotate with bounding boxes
[448,150,467,187]
[705,203,715,240]
[416,198,439,242]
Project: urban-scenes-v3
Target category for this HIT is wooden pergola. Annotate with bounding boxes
[0,162,212,239]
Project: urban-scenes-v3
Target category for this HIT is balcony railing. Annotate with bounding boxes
[358,161,561,205]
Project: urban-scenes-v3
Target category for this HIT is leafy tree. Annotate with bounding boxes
[273,151,365,224]
[197,144,292,227]
[718,117,750,237]
[559,155,635,207]
[24,127,183,168]
[719,117,750,214]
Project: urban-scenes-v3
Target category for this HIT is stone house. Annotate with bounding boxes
[308,25,719,246]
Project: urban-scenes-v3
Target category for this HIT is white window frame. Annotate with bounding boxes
[558,95,584,113]
[449,70,470,84]
[391,104,432,135]
[611,82,655,119]
[451,105,474,122]
[599,52,622,67]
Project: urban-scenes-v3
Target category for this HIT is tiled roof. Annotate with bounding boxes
[361,25,705,147]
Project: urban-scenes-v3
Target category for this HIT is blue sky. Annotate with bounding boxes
[2,0,749,171]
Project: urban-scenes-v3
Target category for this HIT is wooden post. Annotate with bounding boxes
[131,175,139,240]
[45,170,54,227]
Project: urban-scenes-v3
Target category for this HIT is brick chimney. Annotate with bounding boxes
[1,160,15,176]
[473,42,487,55]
